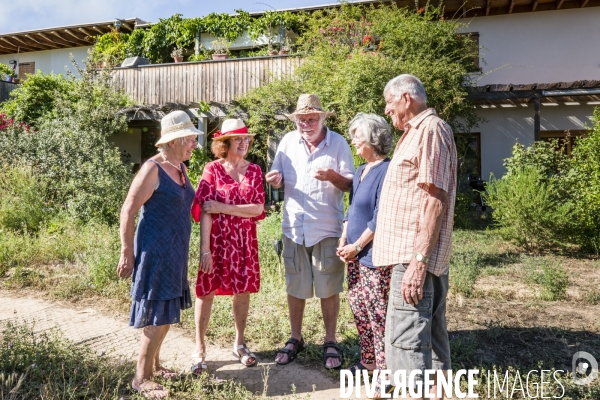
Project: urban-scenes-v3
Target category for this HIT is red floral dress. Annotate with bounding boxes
[192,161,265,297]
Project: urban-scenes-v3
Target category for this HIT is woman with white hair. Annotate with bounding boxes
[336,112,392,377]
[117,110,200,399]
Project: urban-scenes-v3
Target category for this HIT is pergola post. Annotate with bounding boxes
[533,93,541,141]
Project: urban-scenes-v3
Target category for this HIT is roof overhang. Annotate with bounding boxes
[469,80,600,106]
[247,0,600,20]
[0,18,148,55]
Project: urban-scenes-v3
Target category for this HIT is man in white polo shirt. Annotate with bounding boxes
[266,94,354,370]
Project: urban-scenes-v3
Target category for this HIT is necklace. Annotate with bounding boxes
[162,155,186,188]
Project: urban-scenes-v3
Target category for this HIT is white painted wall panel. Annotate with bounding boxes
[0,47,91,77]
[461,8,600,85]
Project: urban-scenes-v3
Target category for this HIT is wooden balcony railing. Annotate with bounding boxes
[112,55,302,105]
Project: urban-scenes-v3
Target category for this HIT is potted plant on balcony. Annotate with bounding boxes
[279,37,292,55]
[171,47,184,63]
[268,43,278,56]
[211,38,231,60]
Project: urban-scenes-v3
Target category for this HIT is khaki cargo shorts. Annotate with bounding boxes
[282,235,345,299]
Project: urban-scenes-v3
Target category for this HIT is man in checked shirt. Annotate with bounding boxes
[372,74,457,399]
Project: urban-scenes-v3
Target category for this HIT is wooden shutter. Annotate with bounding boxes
[18,62,35,80]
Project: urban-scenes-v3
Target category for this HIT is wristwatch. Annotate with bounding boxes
[354,242,363,252]
[414,253,429,264]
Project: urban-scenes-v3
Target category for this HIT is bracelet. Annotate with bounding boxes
[201,251,211,256]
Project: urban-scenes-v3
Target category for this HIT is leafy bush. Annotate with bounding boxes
[0,59,132,224]
[0,63,16,80]
[484,166,573,252]
[0,165,50,233]
[526,258,569,301]
[1,72,76,125]
[566,109,600,253]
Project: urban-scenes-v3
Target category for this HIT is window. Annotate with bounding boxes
[455,133,481,180]
[458,32,480,71]
[540,130,586,156]
[18,62,35,80]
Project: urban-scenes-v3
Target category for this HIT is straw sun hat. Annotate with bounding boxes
[284,94,335,121]
[212,118,255,141]
[155,110,201,146]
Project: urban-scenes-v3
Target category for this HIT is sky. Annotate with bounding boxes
[0,0,346,34]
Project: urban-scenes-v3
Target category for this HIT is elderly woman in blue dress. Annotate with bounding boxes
[336,113,392,377]
[117,110,200,399]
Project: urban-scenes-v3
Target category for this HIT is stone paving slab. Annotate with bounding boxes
[0,292,343,399]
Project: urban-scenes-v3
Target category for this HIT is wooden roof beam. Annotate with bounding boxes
[508,0,515,13]
[556,0,566,8]
[486,0,492,15]
[581,0,589,6]
[50,31,86,46]
[0,40,20,52]
[0,44,20,55]
[25,34,61,49]
[11,36,47,51]
[532,0,540,10]
[38,32,74,48]
[91,26,105,35]
[0,37,38,52]
[63,29,92,44]
[121,22,133,31]
[78,27,96,39]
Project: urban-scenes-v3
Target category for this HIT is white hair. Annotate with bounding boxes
[348,113,392,156]
[157,135,197,153]
[383,74,427,105]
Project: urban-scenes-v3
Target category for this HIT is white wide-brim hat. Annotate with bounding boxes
[212,118,255,141]
[155,110,201,146]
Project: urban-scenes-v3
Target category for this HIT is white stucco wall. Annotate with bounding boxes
[0,46,92,77]
[461,8,600,85]
[476,104,597,179]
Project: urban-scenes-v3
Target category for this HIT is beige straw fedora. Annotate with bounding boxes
[155,110,201,146]
[212,118,255,141]
[284,94,336,121]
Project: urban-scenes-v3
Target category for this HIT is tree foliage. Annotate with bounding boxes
[229,3,480,170]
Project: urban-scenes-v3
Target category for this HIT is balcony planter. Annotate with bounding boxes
[173,57,184,63]
[212,54,229,60]
[279,50,290,55]
[268,50,279,56]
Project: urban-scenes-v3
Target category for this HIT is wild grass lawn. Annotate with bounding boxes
[1,212,600,398]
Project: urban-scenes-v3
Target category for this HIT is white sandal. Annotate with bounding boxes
[233,344,257,367]
[191,352,208,375]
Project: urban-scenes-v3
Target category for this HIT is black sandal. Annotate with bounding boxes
[275,337,305,365]
[348,361,374,376]
[323,341,344,370]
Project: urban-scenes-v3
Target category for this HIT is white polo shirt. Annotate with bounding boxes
[271,128,354,247]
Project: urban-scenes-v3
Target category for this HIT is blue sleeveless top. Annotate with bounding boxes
[130,160,195,301]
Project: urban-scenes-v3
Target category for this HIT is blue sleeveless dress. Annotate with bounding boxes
[129,160,194,328]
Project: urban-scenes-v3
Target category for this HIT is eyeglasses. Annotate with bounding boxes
[233,137,252,144]
[295,117,320,126]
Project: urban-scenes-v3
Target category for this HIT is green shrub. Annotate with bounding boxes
[1,72,76,125]
[450,251,481,297]
[526,258,569,301]
[566,109,600,253]
[0,165,50,233]
[484,166,573,252]
[0,59,132,224]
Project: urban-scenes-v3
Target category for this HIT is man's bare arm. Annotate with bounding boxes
[401,184,448,305]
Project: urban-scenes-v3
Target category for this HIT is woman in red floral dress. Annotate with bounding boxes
[190,119,265,373]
